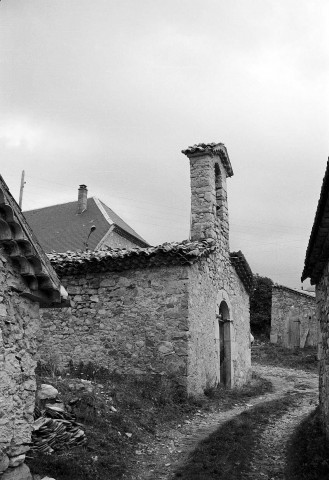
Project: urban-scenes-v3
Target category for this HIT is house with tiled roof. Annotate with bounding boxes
[38,142,253,395]
[0,174,67,478]
[302,158,329,438]
[24,185,149,253]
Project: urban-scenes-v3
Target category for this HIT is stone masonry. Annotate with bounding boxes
[0,174,66,479]
[40,264,190,380]
[270,285,317,349]
[39,142,253,395]
[316,263,329,438]
[0,247,40,472]
[301,158,329,439]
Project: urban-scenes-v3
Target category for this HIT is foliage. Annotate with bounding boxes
[250,274,273,336]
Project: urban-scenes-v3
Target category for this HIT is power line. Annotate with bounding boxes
[10,174,315,236]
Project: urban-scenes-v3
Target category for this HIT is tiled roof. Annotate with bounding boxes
[48,241,253,295]
[273,284,315,299]
[230,251,254,294]
[47,239,217,275]
[24,197,148,254]
[0,175,66,307]
[182,142,233,177]
[302,159,329,284]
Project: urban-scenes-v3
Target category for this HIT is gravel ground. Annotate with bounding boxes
[124,364,318,480]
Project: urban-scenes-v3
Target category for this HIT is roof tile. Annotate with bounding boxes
[182,142,233,177]
[230,251,254,294]
[48,239,217,275]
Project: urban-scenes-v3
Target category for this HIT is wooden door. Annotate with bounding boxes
[219,321,226,385]
[288,310,300,348]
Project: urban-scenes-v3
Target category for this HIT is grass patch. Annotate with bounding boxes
[27,362,273,479]
[172,395,298,479]
[204,371,274,410]
[27,361,202,480]
[252,338,318,372]
[285,407,329,480]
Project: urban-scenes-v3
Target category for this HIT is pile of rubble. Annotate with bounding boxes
[1,383,89,479]
[31,384,87,455]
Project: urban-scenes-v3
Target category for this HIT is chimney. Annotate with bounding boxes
[77,184,88,214]
[182,143,233,247]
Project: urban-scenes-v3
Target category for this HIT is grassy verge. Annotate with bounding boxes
[172,394,298,479]
[203,371,274,410]
[285,407,329,480]
[252,337,318,372]
[26,362,272,480]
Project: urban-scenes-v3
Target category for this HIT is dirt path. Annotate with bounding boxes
[125,365,318,480]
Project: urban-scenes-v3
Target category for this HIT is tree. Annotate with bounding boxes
[250,274,273,336]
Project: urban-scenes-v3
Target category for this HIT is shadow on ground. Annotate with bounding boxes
[171,395,298,480]
[172,395,306,480]
[285,406,329,480]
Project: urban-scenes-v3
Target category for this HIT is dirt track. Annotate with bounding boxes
[125,364,318,480]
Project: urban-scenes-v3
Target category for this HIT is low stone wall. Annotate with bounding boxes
[270,286,317,348]
[39,265,190,384]
[0,247,40,476]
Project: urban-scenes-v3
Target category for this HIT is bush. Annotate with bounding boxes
[250,274,273,336]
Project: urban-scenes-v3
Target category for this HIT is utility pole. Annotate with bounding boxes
[19,170,25,209]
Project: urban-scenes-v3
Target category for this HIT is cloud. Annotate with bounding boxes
[0,117,43,150]
[0,0,328,288]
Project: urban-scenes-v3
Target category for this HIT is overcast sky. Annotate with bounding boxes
[1,0,328,288]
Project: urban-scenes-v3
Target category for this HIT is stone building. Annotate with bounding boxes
[270,284,317,349]
[24,184,149,252]
[302,158,329,438]
[0,175,67,478]
[39,142,254,395]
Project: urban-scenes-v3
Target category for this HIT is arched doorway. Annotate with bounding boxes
[218,301,232,386]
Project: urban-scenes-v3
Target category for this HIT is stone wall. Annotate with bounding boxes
[270,286,317,348]
[39,265,190,385]
[39,254,250,395]
[0,246,40,473]
[187,255,251,393]
[316,262,329,437]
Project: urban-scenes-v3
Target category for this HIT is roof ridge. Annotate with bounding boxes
[273,283,315,297]
[24,199,79,213]
[92,197,113,225]
[47,239,217,274]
